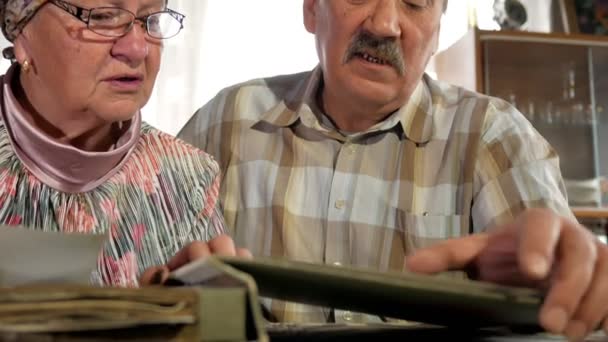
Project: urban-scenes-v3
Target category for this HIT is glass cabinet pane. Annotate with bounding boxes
[434,30,608,207]
[483,39,605,206]
[591,46,608,204]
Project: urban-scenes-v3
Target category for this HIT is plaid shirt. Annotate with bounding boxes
[178,67,572,323]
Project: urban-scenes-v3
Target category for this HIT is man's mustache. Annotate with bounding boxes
[343,31,405,76]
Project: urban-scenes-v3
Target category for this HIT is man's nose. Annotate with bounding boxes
[111,23,149,67]
[363,0,402,38]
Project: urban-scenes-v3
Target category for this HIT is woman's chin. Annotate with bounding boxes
[98,103,143,123]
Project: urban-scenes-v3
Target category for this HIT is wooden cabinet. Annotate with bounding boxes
[435,29,608,207]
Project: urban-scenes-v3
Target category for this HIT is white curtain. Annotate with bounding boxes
[145,0,319,135]
[143,0,210,135]
[0,37,11,74]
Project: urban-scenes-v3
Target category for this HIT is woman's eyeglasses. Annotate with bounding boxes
[49,0,185,39]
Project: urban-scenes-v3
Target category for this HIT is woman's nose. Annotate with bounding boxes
[111,23,149,66]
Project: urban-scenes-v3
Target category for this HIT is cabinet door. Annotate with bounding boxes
[591,46,608,204]
[483,40,598,182]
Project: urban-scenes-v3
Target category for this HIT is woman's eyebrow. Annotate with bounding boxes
[138,0,166,13]
[93,0,164,12]
[96,0,125,8]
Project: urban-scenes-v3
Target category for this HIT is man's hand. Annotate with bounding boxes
[406,208,608,341]
[140,234,252,285]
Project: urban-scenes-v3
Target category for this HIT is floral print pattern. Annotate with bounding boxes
[0,122,227,286]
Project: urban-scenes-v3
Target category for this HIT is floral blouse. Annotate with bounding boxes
[0,121,226,287]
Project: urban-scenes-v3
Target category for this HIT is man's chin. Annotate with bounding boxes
[348,79,403,103]
[345,55,404,76]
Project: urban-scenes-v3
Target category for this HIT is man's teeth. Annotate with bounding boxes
[362,53,386,65]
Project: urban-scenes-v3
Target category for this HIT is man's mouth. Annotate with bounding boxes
[354,51,391,66]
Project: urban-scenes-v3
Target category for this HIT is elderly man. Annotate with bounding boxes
[179,0,608,339]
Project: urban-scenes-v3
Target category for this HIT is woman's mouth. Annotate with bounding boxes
[105,74,144,91]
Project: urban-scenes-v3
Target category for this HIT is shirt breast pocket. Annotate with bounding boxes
[396,211,464,253]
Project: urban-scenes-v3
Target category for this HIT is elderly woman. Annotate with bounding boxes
[0,0,242,287]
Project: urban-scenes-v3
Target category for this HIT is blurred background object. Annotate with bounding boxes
[493,0,529,30]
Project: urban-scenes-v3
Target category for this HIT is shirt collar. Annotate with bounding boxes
[257,68,321,128]
[258,65,434,144]
[394,75,434,145]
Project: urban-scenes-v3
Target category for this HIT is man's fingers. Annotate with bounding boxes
[539,224,597,334]
[237,247,253,259]
[166,240,212,270]
[565,242,608,340]
[208,234,237,256]
[517,209,562,279]
[406,233,490,274]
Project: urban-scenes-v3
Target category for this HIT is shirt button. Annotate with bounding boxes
[304,116,315,126]
[342,311,354,322]
[332,261,342,267]
[343,143,356,154]
[335,200,346,209]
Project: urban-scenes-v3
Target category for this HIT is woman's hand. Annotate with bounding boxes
[140,234,252,285]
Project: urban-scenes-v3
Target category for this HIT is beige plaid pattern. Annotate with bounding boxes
[178,67,572,323]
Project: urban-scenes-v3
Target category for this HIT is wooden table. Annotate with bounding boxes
[6,325,608,341]
[267,324,608,342]
[572,207,608,240]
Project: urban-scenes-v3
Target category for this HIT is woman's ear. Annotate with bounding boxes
[13,34,32,66]
[303,0,318,34]
[12,27,39,74]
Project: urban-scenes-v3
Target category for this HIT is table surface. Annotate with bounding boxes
[3,321,607,341]
[266,324,608,342]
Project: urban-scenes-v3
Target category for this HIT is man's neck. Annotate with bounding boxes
[318,85,400,133]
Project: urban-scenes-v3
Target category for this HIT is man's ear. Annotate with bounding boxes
[430,22,441,56]
[303,0,318,34]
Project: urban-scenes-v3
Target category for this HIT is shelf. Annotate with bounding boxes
[572,206,608,219]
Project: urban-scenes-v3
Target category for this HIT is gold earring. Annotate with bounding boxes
[22,60,31,73]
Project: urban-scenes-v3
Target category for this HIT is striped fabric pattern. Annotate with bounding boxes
[0,122,226,287]
[178,67,573,323]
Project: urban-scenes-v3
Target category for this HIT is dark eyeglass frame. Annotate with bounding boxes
[48,0,186,39]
